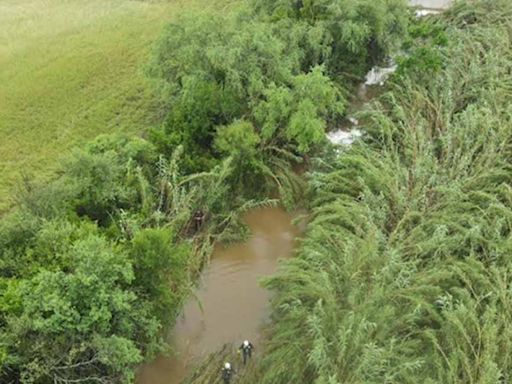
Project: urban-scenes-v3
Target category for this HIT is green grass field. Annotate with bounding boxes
[0,0,232,213]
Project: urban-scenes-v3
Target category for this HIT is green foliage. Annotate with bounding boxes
[252,0,409,76]
[215,120,261,158]
[59,135,157,224]
[396,18,448,80]
[213,120,267,194]
[149,12,298,170]
[149,12,295,100]
[0,131,254,382]
[151,77,240,171]
[244,1,512,383]
[255,66,344,152]
[149,0,408,173]
[0,210,56,278]
[3,234,145,383]
[16,134,157,225]
[130,228,190,324]
[1,0,414,382]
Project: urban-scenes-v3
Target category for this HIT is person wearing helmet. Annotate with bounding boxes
[239,340,254,365]
[221,362,233,383]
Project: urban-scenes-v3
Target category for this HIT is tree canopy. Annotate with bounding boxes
[243,1,512,383]
[0,0,414,382]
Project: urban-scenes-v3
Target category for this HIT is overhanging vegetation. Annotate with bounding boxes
[248,1,512,382]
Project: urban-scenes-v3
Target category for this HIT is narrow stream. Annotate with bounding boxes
[137,207,304,384]
[137,2,450,383]
[327,0,452,146]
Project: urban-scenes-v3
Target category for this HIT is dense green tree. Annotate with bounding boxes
[59,135,157,224]
[15,135,157,226]
[149,13,299,170]
[129,228,190,324]
[213,120,267,193]
[251,0,409,76]
[0,132,244,382]
[254,65,344,152]
[0,211,41,278]
[149,0,407,171]
[3,234,147,383]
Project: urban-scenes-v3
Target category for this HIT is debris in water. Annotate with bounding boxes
[364,62,397,86]
[326,129,363,146]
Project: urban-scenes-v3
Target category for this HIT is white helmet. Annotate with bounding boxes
[243,340,249,347]
[225,362,231,369]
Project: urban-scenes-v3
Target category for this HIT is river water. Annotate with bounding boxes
[327,0,452,146]
[137,207,303,384]
[138,2,450,383]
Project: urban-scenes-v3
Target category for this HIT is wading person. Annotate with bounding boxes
[221,362,233,384]
[239,340,254,365]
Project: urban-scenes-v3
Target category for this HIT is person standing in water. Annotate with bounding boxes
[221,362,233,383]
[239,340,254,365]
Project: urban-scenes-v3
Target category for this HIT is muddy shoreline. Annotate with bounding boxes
[137,208,304,384]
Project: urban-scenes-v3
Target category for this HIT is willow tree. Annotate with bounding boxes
[249,1,512,383]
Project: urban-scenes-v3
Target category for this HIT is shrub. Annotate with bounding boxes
[3,234,147,384]
[129,228,190,325]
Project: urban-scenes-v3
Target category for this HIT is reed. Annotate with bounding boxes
[245,1,512,383]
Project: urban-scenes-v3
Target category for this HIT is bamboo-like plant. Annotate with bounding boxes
[242,1,512,383]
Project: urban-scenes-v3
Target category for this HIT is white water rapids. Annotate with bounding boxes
[326,0,452,146]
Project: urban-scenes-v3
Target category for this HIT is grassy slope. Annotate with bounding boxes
[0,0,231,213]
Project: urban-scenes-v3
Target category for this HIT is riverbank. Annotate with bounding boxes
[0,0,236,214]
[137,207,304,384]
[0,0,416,382]
[247,1,512,383]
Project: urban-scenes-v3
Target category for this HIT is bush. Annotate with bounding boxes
[3,234,147,384]
[0,211,41,278]
[129,228,190,325]
[149,12,297,170]
[254,65,344,152]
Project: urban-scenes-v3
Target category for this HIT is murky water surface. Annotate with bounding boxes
[137,208,303,384]
[139,1,451,382]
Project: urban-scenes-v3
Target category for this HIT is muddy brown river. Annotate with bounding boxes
[137,207,303,384]
[138,2,450,383]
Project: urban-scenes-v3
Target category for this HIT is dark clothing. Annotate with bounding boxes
[221,367,233,383]
[239,342,254,365]
[193,210,205,231]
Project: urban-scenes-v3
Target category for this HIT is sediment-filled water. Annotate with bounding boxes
[137,207,303,384]
[138,2,451,382]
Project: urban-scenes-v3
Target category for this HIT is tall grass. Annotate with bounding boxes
[240,1,512,383]
[0,0,233,213]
